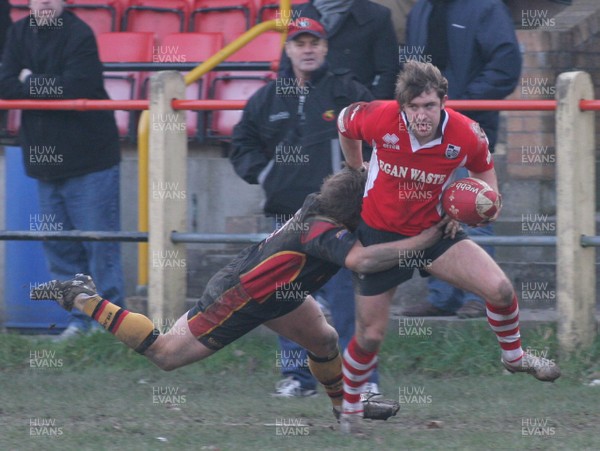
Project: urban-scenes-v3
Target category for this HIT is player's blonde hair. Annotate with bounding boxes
[395,60,448,106]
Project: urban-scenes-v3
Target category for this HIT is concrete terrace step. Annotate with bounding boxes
[125,296,600,337]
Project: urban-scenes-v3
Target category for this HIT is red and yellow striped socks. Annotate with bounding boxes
[81,295,159,354]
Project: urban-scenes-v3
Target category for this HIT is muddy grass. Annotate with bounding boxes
[1,325,599,450]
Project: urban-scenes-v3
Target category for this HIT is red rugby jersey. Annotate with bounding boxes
[338,100,493,235]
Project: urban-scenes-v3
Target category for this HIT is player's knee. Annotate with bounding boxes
[317,325,339,356]
[146,345,181,371]
[489,277,514,307]
[306,324,339,357]
[357,326,385,353]
[152,356,182,372]
[325,327,340,354]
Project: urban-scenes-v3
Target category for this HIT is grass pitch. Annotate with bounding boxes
[1,321,599,450]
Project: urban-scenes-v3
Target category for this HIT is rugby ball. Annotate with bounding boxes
[442,177,501,226]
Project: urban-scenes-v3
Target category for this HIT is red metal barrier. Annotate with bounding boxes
[0,99,148,111]
[1,99,599,111]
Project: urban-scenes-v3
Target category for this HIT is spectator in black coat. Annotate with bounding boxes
[0,0,124,339]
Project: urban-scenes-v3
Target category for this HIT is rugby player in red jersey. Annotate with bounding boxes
[337,60,560,433]
[31,168,446,422]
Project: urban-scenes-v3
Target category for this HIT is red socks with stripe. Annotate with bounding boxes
[342,336,378,415]
[81,295,159,354]
[486,294,523,363]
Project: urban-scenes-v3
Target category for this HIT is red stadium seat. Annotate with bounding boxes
[256,0,305,24]
[97,32,155,141]
[9,0,30,22]
[208,74,274,139]
[159,32,224,141]
[66,0,124,35]
[225,31,281,64]
[207,32,280,139]
[97,31,154,63]
[189,0,255,45]
[122,0,190,43]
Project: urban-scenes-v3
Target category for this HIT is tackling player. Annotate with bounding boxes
[337,60,560,434]
[32,168,446,423]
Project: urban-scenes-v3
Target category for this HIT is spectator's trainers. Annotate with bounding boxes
[30,274,98,312]
[53,323,86,342]
[502,352,561,382]
[272,377,317,397]
[400,301,454,317]
[456,301,486,318]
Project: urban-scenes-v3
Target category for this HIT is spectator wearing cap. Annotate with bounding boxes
[279,0,399,100]
[230,18,381,398]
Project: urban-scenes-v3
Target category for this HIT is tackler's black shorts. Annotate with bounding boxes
[186,262,304,351]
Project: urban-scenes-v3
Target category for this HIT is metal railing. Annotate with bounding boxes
[0,72,597,353]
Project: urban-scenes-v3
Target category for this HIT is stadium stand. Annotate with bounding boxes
[207,31,280,139]
[97,31,155,141]
[156,32,224,141]
[122,0,190,43]
[6,0,286,142]
[189,0,255,45]
[66,0,124,35]
[255,0,304,24]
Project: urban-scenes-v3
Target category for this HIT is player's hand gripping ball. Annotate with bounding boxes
[442,177,501,226]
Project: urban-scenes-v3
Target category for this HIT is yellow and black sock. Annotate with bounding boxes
[308,350,343,410]
[81,295,159,354]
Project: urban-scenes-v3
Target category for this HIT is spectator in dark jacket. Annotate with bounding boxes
[279,0,399,100]
[0,0,124,338]
[401,0,521,318]
[0,0,11,57]
[230,18,381,399]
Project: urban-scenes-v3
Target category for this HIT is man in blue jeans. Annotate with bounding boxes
[230,18,380,398]
[0,0,124,337]
[275,268,380,397]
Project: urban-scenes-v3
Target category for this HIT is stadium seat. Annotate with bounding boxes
[208,73,275,140]
[256,0,305,24]
[66,0,124,35]
[225,31,281,64]
[9,0,30,22]
[207,32,280,139]
[189,0,255,45]
[122,0,190,43]
[97,32,155,141]
[158,32,224,141]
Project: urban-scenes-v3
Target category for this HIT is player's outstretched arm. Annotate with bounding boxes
[344,217,449,273]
